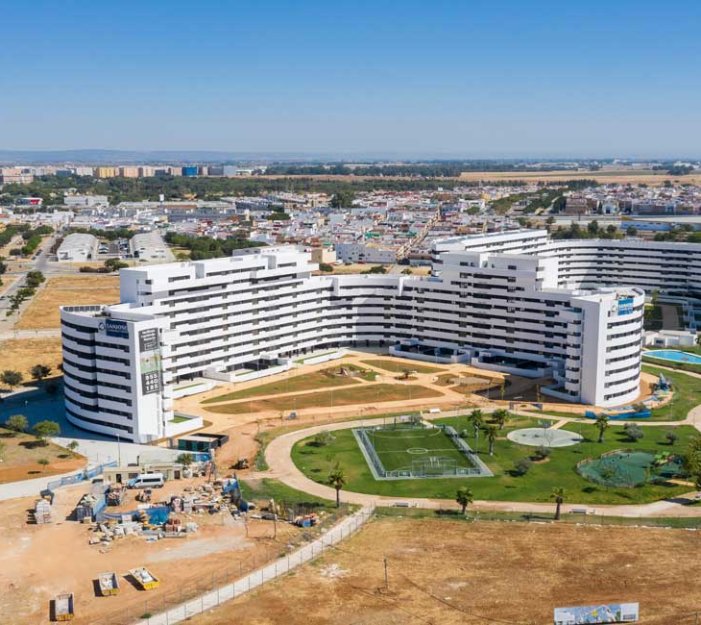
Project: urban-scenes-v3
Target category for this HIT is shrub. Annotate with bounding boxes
[623,422,644,442]
[310,431,336,447]
[514,457,533,476]
[531,445,551,461]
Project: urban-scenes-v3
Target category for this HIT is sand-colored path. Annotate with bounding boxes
[261,413,701,518]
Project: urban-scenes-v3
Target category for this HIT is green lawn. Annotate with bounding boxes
[644,365,701,421]
[291,416,699,504]
[206,383,443,414]
[361,424,474,471]
[362,359,443,374]
[202,365,371,404]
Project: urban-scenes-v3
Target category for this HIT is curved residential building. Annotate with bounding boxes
[61,229,700,442]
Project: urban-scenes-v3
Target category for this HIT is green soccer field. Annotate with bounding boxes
[364,425,474,472]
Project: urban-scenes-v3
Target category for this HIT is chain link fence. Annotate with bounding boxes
[106,505,375,625]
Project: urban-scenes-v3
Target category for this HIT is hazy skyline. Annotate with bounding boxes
[2,0,700,157]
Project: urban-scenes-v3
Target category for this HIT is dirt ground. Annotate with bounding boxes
[0,477,315,625]
[0,337,63,379]
[191,516,701,625]
[459,169,701,186]
[15,275,120,330]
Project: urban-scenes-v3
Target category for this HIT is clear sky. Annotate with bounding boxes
[1,0,700,157]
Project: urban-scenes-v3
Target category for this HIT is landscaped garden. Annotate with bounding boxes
[291,414,699,504]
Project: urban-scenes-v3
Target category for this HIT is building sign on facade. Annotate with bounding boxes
[139,328,159,352]
[617,297,635,316]
[139,329,162,395]
[105,319,129,338]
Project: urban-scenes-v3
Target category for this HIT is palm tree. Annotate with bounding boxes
[484,424,499,456]
[327,464,347,508]
[468,409,484,441]
[492,409,510,430]
[595,414,609,443]
[551,487,565,520]
[455,487,474,515]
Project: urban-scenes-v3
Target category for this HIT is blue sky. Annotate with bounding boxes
[1,0,700,156]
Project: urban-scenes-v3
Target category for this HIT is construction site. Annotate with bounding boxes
[0,454,342,625]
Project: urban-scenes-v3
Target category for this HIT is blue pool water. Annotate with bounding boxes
[645,350,701,365]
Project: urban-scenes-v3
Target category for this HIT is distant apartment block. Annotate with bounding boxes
[64,194,110,208]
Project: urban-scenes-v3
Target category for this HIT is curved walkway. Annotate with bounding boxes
[263,413,701,519]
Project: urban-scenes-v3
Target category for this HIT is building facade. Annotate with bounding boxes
[60,230,701,443]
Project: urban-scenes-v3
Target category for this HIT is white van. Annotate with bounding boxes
[127,473,165,489]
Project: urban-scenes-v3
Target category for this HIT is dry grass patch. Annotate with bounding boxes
[459,169,701,186]
[202,365,367,404]
[0,338,63,380]
[206,383,443,414]
[15,275,120,329]
[190,516,701,625]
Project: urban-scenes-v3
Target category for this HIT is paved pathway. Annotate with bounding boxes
[262,414,701,519]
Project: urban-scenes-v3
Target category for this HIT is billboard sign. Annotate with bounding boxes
[554,603,639,625]
[105,319,129,339]
[139,328,159,352]
[617,297,634,316]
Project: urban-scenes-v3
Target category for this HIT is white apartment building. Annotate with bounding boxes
[62,229,701,443]
[334,242,397,264]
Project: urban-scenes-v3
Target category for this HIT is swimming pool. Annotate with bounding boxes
[644,350,701,365]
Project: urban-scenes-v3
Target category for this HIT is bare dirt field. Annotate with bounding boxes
[0,427,83,484]
[0,337,63,379]
[0,478,319,625]
[15,275,120,330]
[459,169,701,186]
[191,515,701,625]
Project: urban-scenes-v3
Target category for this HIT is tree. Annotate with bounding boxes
[5,414,28,434]
[492,409,510,430]
[468,409,484,441]
[665,430,678,446]
[623,422,644,443]
[682,437,701,490]
[455,487,474,515]
[176,452,194,466]
[32,420,60,446]
[595,414,609,443]
[30,364,52,382]
[330,190,356,208]
[551,487,565,520]
[626,225,638,237]
[37,457,50,472]
[484,424,499,456]
[67,440,80,457]
[0,440,5,462]
[327,464,346,508]
[1,370,23,390]
[319,263,334,273]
